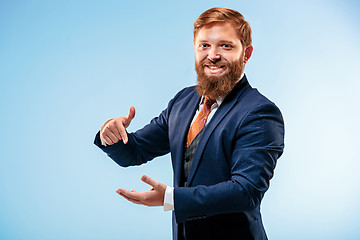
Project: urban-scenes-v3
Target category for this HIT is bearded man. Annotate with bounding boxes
[94,7,284,240]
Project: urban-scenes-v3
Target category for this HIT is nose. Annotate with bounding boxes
[207,48,221,62]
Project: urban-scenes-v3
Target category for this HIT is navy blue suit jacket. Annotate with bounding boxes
[94,75,284,240]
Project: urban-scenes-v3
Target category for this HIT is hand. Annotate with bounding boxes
[116,175,167,207]
[100,106,135,145]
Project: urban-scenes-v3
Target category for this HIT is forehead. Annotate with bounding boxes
[195,22,239,42]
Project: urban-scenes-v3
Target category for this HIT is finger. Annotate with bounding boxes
[113,120,126,142]
[116,188,142,201]
[121,194,142,205]
[103,135,114,145]
[105,122,122,140]
[126,106,135,123]
[112,123,122,140]
[116,106,135,144]
[100,137,107,147]
[100,118,113,131]
[122,106,135,129]
[105,130,120,143]
[141,175,160,189]
[101,121,119,145]
[99,132,108,146]
[116,190,143,205]
[116,123,129,144]
[100,118,114,132]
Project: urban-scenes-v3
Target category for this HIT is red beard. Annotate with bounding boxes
[195,57,244,100]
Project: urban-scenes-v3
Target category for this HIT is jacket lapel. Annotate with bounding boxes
[172,91,201,187]
[186,76,251,186]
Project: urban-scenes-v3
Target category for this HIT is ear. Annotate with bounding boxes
[244,45,253,63]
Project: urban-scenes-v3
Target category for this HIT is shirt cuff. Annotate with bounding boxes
[163,186,174,211]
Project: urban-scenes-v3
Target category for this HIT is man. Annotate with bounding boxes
[94,7,284,240]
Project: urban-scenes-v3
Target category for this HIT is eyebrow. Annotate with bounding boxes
[218,40,235,45]
[197,40,236,45]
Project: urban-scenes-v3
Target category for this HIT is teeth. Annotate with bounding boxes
[209,66,220,69]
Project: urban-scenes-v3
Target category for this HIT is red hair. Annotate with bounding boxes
[194,7,252,48]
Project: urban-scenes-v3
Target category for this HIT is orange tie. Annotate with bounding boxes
[186,97,216,147]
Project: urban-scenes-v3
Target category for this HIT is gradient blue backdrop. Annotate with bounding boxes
[1,0,360,239]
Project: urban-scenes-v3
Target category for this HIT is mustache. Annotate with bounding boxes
[199,59,229,68]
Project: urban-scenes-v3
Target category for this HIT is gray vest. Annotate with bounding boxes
[182,128,205,187]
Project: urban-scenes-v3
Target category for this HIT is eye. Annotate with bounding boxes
[199,43,209,48]
[222,44,232,49]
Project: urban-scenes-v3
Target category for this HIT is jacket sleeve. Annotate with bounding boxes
[173,103,285,223]
[93,89,185,167]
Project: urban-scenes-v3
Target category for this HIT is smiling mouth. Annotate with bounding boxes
[205,65,225,74]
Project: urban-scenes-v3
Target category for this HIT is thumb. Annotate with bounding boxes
[127,106,135,121]
[141,175,158,189]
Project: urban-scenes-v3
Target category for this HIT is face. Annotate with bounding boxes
[194,22,251,99]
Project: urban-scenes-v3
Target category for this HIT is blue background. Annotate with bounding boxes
[1,0,360,239]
